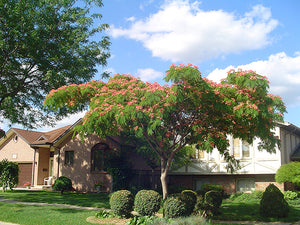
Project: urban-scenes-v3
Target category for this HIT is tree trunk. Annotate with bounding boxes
[161,168,168,200]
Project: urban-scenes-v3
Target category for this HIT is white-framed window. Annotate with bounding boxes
[233,138,251,158]
[195,149,205,159]
[237,178,255,192]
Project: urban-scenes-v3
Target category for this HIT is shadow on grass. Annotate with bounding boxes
[0,190,110,208]
[214,199,300,223]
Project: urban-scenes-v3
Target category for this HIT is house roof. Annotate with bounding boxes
[0,124,73,148]
[277,121,300,136]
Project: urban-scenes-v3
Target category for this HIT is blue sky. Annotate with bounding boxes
[2,0,300,131]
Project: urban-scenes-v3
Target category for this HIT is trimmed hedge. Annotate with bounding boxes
[52,176,72,194]
[109,190,134,218]
[134,190,161,216]
[181,190,197,216]
[163,195,186,219]
[259,184,289,218]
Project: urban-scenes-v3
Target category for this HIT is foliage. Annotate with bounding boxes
[52,176,72,195]
[259,184,289,218]
[275,162,300,188]
[134,190,162,216]
[126,215,155,225]
[95,210,114,219]
[163,195,187,219]
[109,190,134,218]
[0,0,110,129]
[284,191,298,200]
[201,183,224,194]
[0,159,19,191]
[45,64,286,199]
[106,150,133,191]
[147,216,209,225]
[203,190,223,216]
[181,190,197,215]
[229,191,264,202]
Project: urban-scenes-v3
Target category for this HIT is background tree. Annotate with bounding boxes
[0,159,19,191]
[0,0,110,131]
[44,64,286,199]
[275,161,300,189]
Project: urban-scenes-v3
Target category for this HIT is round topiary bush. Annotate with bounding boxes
[134,190,162,216]
[181,190,197,216]
[52,176,72,194]
[109,190,134,218]
[163,195,186,219]
[259,184,289,218]
[204,190,223,216]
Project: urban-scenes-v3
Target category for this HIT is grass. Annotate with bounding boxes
[0,189,110,209]
[0,202,96,225]
[213,198,300,223]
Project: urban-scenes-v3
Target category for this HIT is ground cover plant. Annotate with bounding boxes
[0,190,110,208]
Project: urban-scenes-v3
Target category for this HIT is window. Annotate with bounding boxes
[65,151,74,165]
[195,149,205,159]
[242,141,250,158]
[233,138,240,157]
[233,138,251,158]
[91,143,110,172]
[237,179,255,192]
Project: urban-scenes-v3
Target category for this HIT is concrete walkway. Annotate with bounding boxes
[0,198,300,225]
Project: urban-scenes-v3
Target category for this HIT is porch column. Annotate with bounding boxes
[31,147,37,186]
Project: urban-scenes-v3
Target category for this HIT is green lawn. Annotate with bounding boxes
[0,190,110,209]
[213,198,300,223]
[0,202,96,225]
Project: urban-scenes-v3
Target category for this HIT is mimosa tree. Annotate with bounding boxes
[44,64,286,199]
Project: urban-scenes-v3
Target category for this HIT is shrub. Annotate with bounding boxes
[0,159,19,191]
[109,190,134,218]
[52,176,72,194]
[251,190,264,199]
[284,191,298,200]
[194,194,204,212]
[259,184,289,218]
[127,215,155,225]
[134,190,161,216]
[163,195,186,219]
[181,190,197,216]
[204,190,223,215]
[201,183,223,193]
[275,162,300,188]
[147,216,208,225]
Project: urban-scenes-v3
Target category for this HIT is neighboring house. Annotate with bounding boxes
[0,120,299,193]
[0,119,139,192]
[168,122,300,194]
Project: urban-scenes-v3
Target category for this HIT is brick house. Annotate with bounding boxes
[0,119,139,192]
[0,120,299,193]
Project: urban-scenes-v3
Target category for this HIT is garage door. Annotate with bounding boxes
[18,163,32,187]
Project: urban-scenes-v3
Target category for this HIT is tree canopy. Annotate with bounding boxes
[44,64,286,199]
[275,161,300,188]
[0,0,110,132]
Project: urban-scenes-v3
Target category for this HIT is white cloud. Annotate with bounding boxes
[126,16,136,22]
[111,0,278,63]
[136,68,164,81]
[40,111,86,132]
[207,52,300,107]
